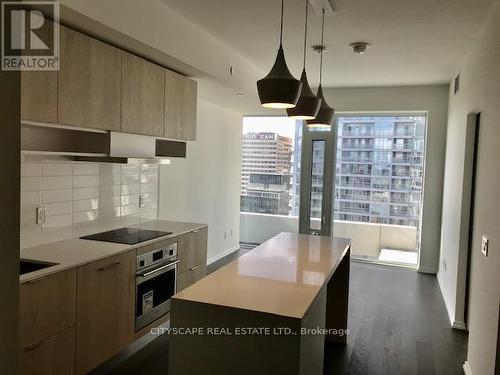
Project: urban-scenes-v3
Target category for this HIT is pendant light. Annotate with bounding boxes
[307,9,335,128]
[286,0,322,120]
[257,0,302,109]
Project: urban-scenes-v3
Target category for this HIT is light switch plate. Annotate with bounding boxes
[481,235,489,257]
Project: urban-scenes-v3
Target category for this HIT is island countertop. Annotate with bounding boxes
[173,232,351,319]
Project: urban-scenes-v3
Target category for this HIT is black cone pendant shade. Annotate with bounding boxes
[307,9,334,128]
[257,0,302,109]
[286,0,321,120]
[287,70,322,119]
[257,46,303,108]
[306,84,335,127]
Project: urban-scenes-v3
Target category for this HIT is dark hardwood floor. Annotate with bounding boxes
[96,250,467,375]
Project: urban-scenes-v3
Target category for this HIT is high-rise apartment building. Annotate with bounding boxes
[334,116,425,226]
[291,116,425,227]
[240,133,292,215]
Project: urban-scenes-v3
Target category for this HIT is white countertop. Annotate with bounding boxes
[20,220,207,284]
[173,232,351,319]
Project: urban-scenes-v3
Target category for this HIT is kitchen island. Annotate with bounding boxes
[169,232,351,375]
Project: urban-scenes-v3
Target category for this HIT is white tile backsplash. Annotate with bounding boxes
[20,157,159,249]
[42,176,73,190]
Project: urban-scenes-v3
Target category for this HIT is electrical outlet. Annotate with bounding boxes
[36,206,46,224]
[481,235,489,257]
[442,258,447,271]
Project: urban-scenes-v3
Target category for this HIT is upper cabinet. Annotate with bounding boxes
[58,26,121,131]
[121,52,165,137]
[21,71,57,123]
[164,69,197,141]
[19,25,197,141]
[21,20,57,123]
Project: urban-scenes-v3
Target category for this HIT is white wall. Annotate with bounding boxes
[438,0,500,373]
[322,85,449,273]
[159,100,242,263]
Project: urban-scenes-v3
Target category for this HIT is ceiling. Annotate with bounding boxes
[161,0,494,88]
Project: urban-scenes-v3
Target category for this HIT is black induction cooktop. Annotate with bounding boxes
[80,227,172,245]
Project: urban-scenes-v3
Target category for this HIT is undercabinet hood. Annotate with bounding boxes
[21,122,186,163]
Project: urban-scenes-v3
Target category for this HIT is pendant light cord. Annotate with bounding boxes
[303,0,309,69]
[319,8,325,84]
[279,0,284,46]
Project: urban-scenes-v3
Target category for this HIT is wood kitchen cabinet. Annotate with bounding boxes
[19,269,77,348]
[177,263,207,291]
[164,69,197,141]
[58,26,122,131]
[21,71,58,123]
[177,228,208,290]
[19,327,76,375]
[20,19,57,123]
[178,228,208,273]
[75,251,135,374]
[121,52,165,137]
[19,269,77,375]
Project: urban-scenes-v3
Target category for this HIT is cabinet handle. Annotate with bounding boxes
[24,340,43,351]
[189,265,199,271]
[98,261,121,271]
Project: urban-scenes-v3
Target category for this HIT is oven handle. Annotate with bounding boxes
[137,260,179,278]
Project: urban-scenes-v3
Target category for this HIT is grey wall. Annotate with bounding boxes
[322,85,449,273]
[0,61,20,372]
[438,0,500,373]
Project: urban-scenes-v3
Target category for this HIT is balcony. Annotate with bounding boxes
[240,213,418,266]
[341,143,374,150]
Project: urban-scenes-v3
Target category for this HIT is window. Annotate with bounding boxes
[240,117,299,216]
[240,114,427,229]
[335,115,426,228]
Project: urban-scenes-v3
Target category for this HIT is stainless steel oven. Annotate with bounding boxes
[135,242,178,331]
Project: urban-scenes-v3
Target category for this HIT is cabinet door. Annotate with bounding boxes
[21,71,57,123]
[20,20,57,123]
[121,53,164,136]
[177,263,207,291]
[19,327,75,375]
[19,269,77,348]
[178,228,208,273]
[76,251,135,374]
[58,26,121,131]
[164,69,197,141]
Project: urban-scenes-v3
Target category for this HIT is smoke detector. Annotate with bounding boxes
[350,42,370,55]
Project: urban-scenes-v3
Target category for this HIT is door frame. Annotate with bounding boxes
[298,122,337,236]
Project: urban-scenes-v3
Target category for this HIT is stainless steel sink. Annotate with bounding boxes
[20,259,57,275]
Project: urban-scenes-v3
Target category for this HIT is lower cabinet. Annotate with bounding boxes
[19,327,75,375]
[75,251,135,375]
[177,263,207,291]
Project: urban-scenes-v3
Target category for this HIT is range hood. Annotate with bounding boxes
[21,122,186,163]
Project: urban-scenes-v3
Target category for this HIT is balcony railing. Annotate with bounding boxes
[240,213,418,262]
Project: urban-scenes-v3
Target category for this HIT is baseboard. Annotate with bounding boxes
[463,361,472,375]
[417,266,437,274]
[207,245,240,265]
